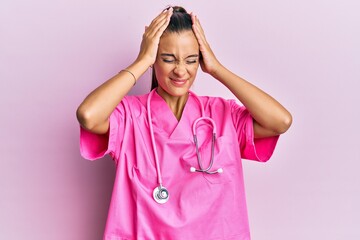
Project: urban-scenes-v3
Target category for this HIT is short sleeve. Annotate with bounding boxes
[79,104,125,161]
[230,100,279,162]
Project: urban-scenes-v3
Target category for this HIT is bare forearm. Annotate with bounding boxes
[211,64,292,135]
[191,13,291,137]
[76,59,149,133]
[77,9,173,134]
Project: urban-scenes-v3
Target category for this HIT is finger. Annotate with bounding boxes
[193,15,206,37]
[149,9,169,25]
[147,8,172,32]
[147,9,173,38]
[146,17,169,38]
[191,13,201,34]
[146,10,172,37]
[146,15,168,35]
[191,14,201,39]
[153,14,172,39]
[192,16,207,46]
[190,12,196,26]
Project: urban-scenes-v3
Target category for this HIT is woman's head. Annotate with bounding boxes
[164,6,192,34]
[151,6,200,96]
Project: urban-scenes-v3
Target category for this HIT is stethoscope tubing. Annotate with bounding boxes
[147,90,164,188]
[193,133,216,172]
[147,89,222,203]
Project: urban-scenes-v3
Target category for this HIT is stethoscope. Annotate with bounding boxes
[147,89,223,204]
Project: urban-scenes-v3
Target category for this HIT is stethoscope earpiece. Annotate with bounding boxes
[190,166,224,174]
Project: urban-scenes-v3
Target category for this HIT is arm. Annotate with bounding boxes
[210,66,292,138]
[191,14,292,138]
[76,8,173,134]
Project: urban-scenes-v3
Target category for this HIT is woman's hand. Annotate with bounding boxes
[191,13,221,76]
[191,14,291,137]
[136,8,173,67]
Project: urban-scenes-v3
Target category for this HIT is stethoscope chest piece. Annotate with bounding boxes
[153,186,169,204]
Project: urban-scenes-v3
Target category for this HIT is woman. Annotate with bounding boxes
[77,6,292,240]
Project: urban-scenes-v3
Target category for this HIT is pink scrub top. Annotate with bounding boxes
[80,91,279,240]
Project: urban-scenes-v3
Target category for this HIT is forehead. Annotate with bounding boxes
[158,31,199,56]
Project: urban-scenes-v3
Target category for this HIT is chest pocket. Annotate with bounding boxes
[181,135,238,184]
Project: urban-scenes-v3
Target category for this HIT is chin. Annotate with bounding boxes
[169,88,189,96]
[158,85,190,98]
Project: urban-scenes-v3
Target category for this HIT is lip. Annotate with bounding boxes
[170,78,187,86]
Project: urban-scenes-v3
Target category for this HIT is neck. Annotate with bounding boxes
[156,87,189,121]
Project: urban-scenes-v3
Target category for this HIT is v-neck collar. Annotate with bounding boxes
[150,90,201,139]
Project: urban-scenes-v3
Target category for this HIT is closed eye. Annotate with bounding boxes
[186,59,198,64]
[162,59,175,63]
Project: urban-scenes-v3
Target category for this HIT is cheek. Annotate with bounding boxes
[154,63,170,81]
[189,64,200,74]
[155,63,168,71]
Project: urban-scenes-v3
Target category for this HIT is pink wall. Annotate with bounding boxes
[1,0,359,239]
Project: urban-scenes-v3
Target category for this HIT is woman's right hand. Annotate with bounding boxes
[136,7,173,67]
[76,8,173,135]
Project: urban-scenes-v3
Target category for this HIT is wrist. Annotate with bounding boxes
[135,55,154,69]
[208,62,224,79]
[126,58,152,80]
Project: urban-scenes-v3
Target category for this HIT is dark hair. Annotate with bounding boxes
[151,6,193,90]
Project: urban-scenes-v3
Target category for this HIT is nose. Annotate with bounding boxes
[173,62,187,77]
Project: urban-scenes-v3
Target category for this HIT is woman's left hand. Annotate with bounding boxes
[192,14,292,137]
[191,13,221,76]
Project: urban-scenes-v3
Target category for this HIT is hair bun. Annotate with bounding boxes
[166,6,187,13]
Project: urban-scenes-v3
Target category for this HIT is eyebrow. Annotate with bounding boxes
[160,53,199,58]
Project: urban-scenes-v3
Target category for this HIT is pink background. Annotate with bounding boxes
[1,0,359,239]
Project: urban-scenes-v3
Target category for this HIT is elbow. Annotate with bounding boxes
[76,103,109,135]
[275,113,293,135]
[76,105,96,131]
